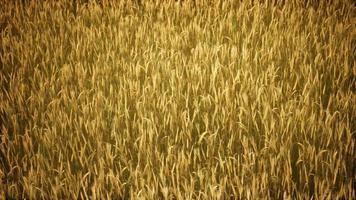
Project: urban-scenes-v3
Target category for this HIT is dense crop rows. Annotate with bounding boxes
[1,0,355,199]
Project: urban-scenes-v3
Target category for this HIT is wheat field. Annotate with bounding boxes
[0,0,355,199]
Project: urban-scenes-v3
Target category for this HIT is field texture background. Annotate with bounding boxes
[0,0,355,199]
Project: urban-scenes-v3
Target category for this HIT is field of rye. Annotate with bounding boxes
[0,0,355,199]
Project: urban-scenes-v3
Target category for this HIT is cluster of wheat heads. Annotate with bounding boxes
[0,0,355,199]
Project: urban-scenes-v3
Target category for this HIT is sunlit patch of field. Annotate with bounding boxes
[0,0,355,199]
